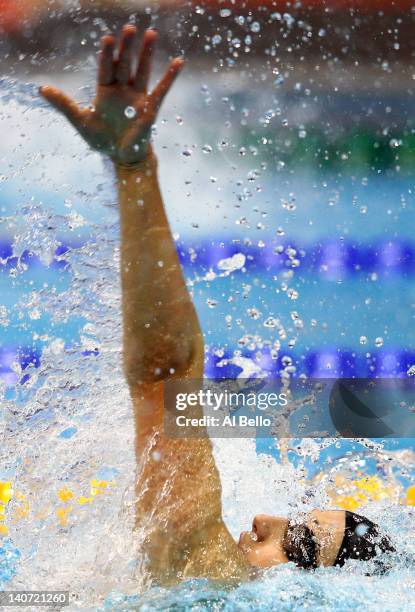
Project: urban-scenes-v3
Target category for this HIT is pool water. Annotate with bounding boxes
[0,68,414,610]
[104,559,415,612]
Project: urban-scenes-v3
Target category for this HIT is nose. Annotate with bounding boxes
[252,514,274,536]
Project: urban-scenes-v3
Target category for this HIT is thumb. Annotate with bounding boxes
[40,85,86,129]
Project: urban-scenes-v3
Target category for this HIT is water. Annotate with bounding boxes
[104,557,415,611]
[0,70,414,609]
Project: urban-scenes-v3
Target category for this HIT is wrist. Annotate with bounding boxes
[114,146,158,174]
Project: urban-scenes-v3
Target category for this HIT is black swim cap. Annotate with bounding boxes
[283,522,318,569]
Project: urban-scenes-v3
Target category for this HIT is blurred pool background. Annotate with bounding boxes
[2,1,415,381]
[0,1,415,609]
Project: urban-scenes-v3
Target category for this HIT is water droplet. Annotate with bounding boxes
[360,336,368,345]
[287,288,299,300]
[250,21,261,33]
[282,197,297,212]
[264,317,278,328]
[247,308,262,320]
[124,106,136,119]
[182,149,193,157]
[375,337,384,348]
[202,144,213,154]
[217,253,246,272]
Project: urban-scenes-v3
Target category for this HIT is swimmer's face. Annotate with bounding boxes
[238,510,345,569]
[238,514,290,568]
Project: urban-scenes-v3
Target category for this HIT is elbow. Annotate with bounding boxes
[123,329,204,388]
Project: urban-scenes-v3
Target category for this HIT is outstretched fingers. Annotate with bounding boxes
[98,35,116,86]
[39,85,86,129]
[116,24,137,84]
[149,57,184,112]
[134,29,158,92]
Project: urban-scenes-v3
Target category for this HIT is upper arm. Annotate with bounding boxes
[132,385,248,582]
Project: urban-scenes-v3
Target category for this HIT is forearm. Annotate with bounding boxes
[116,149,204,395]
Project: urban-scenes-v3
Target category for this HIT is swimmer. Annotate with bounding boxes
[40,25,395,584]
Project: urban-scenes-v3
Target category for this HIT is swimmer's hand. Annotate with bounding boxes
[40,25,184,166]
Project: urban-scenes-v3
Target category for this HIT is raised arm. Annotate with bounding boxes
[41,26,248,584]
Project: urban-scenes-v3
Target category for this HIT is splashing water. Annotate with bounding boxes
[0,79,414,611]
